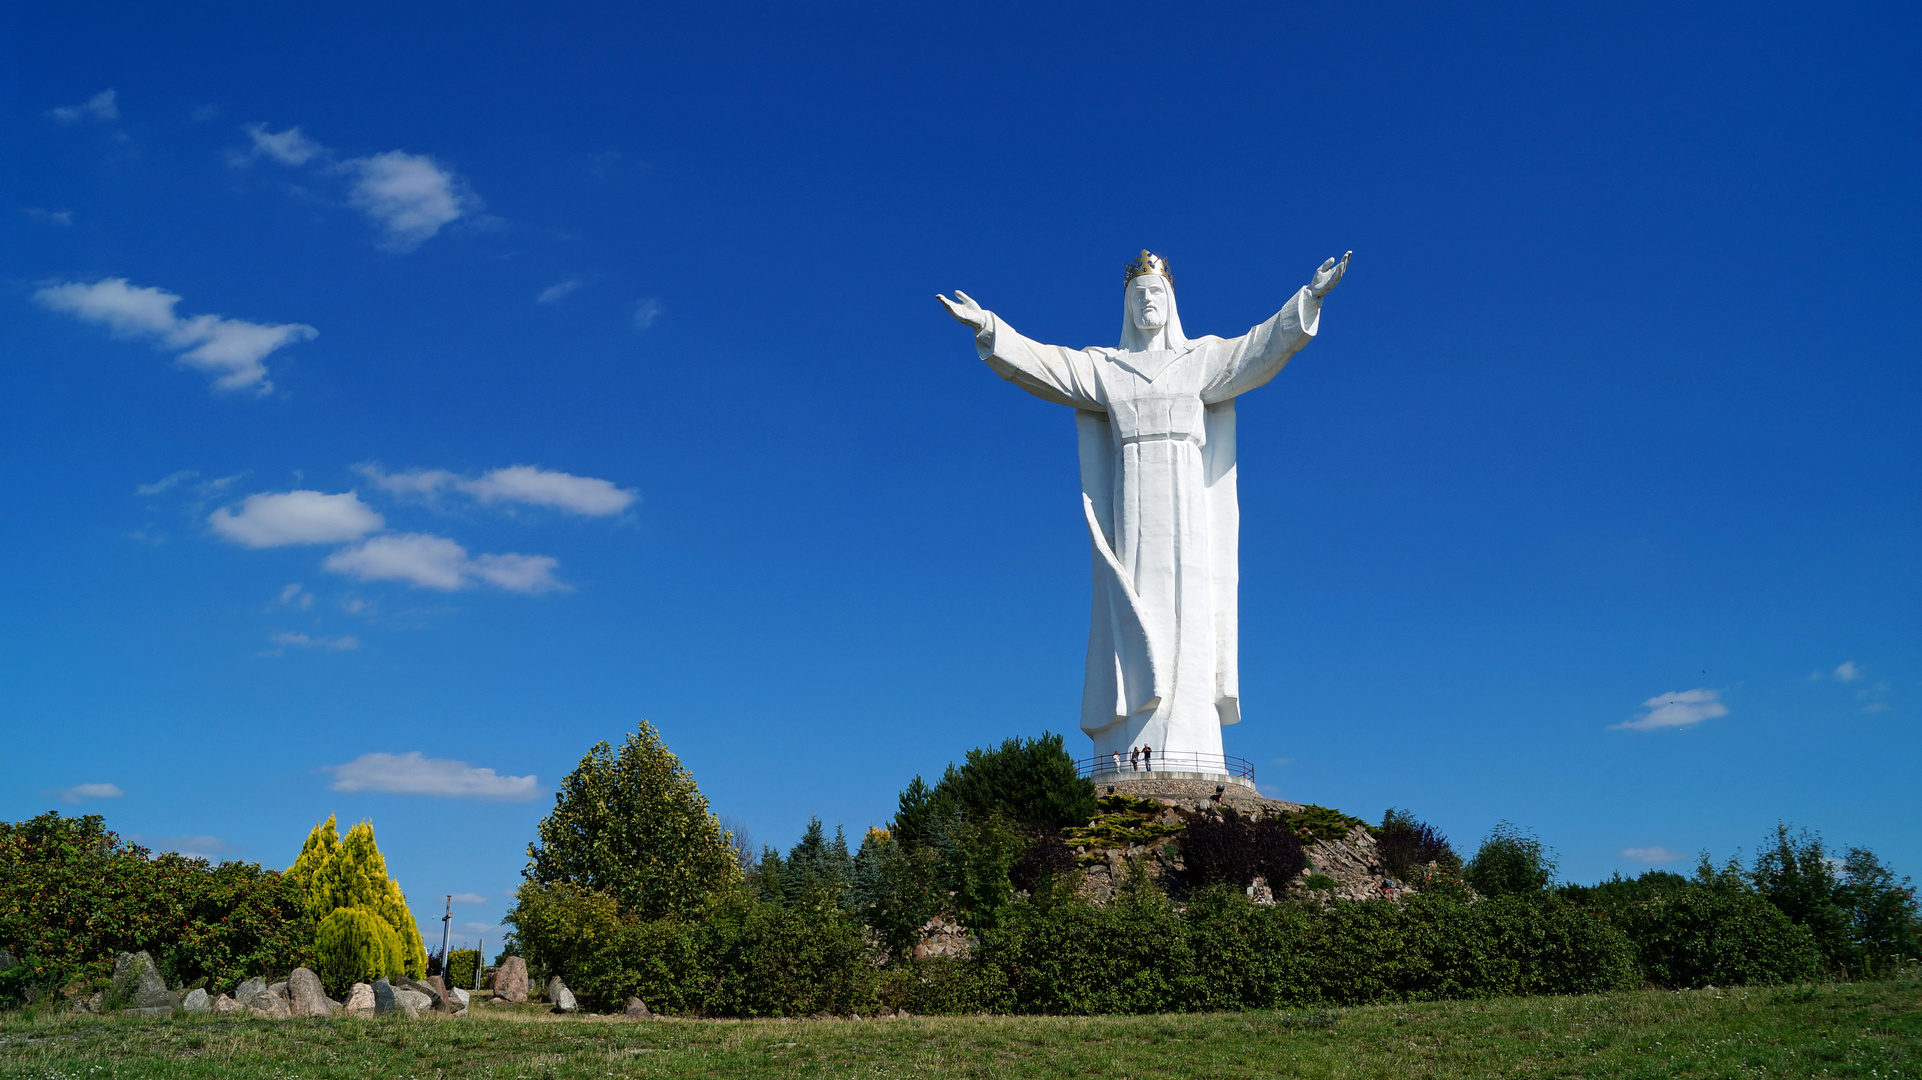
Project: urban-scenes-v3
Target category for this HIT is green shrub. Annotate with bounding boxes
[1466,822,1557,897]
[0,812,312,992]
[314,906,402,994]
[1567,873,1822,987]
[1377,808,1458,880]
[445,948,481,990]
[298,818,427,978]
[1283,805,1371,844]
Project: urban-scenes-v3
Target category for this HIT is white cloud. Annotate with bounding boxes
[23,208,74,226]
[134,834,240,859]
[357,463,636,516]
[1611,688,1728,731]
[137,470,198,496]
[33,278,316,394]
[278,583,315,609]
[58,782,124,803]
[344,151,477,251]
[463,465,637,516]
[49,89,119,123]
[1621,846,1685,864]
[268,631,361,651]
[537,279,583,304]
[450,893,488,905]
[632,297,664,329]
[322,752,538,800]
[1833,661,1865,682]
[323,532,564,593]
[241,123,325,165]
[209,490,384,547]
[1860,702,1891,714]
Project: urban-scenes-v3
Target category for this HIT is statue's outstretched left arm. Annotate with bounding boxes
[1202,252,1351,403]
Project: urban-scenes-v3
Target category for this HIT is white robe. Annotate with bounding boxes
[975,288,1322,769]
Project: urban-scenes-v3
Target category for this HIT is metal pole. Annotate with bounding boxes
[475,938,484,992]
[439,895,452,978]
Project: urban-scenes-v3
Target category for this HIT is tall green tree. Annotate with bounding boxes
[525,720,743,920]
[303,820,426,977]
[1465,821,1557,898]
[935,733,1096,830]
[782,818,854,910]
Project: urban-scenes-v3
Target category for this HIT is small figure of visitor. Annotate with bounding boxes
[1141,745,1154,769]
[1110,750,1122,774]
[1129,745,1140,771]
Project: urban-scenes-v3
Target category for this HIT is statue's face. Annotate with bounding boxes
[1128,275,1170,331]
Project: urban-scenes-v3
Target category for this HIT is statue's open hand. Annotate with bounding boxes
[1309,251,1352,298]
[937,290,991,332]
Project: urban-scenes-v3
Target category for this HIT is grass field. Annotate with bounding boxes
[0,978,1916,1080]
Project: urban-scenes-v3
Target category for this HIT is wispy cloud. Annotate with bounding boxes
[323,532,564,593]
[23,208,75,226]
[356,463,637,517]
[237,121,480,251]
[1833,661,1865,682]
[134,834,240,859]
[58,782,125,804]
[209,490,384,547]
[1621,846,1685,864]
[240,123,324,165]
[632,298,664,330]
[322,752,538,800]
[537,279,583,305]
[48,89,119,123]
[345,151,478,251]
[33,278,316,394]
[267,631,361,651]
[279,583,315,610]
[1611,688,1728,732]
[450,893,488,905]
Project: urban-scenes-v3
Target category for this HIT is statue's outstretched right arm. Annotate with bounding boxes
[938,291,1103,410]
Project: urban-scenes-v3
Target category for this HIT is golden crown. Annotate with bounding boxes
[1124,249,1172,287]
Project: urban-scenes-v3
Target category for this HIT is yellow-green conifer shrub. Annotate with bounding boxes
[298,819,428,978]
[314,906,402,994]
[287,815,341,894]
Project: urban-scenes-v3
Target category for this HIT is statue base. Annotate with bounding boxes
[1090,772,1294,815]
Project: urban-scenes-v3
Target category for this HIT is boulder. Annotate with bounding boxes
[266,981,288,1001]
[181,988,211,1013]
[344,982,376,1016]
[423,975,458,1014]
[212,994,240,1014]
[623,997,651,1020]
[546,976,577,1014]
[111,952,163,1004]
[233,977,267,1006]
[286,967,333,1018]
[246,991,291,1019]
[449,987,470,1015]
[373,979,397,1016]
[493,956,529,1003]
[394,989,432,1018]
[125,1005,175,1020]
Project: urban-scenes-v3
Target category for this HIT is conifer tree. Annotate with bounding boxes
[287,815,340,893]
[296,819,426,978]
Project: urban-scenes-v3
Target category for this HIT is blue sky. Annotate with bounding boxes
[5,1,1917,946]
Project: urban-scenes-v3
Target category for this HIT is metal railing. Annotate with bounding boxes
[1076,751,1254,781]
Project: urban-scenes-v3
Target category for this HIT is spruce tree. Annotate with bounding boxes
[524,720,742,920]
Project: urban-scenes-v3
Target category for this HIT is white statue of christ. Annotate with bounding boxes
[940,249,1349,774]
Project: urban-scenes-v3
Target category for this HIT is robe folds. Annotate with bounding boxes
[975,288,1321,767]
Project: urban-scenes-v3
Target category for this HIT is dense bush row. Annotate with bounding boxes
[0,813,312,1004]
[500,722,1918,1017]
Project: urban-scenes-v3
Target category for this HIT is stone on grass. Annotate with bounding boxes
[624,997,651,1019]
[394,989,432,1018]
[212,994,240,1014]
[287,967,333,1018]
[181,988,210,1013]
[246,991,291,1019]
[373,978,397,1016]
[110,952,157,1002]
[546,976,578,1013]
[493,956,529,1003]
[344,982,376,1016]
[449,987,469,1015]
[233,977,267,1006]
